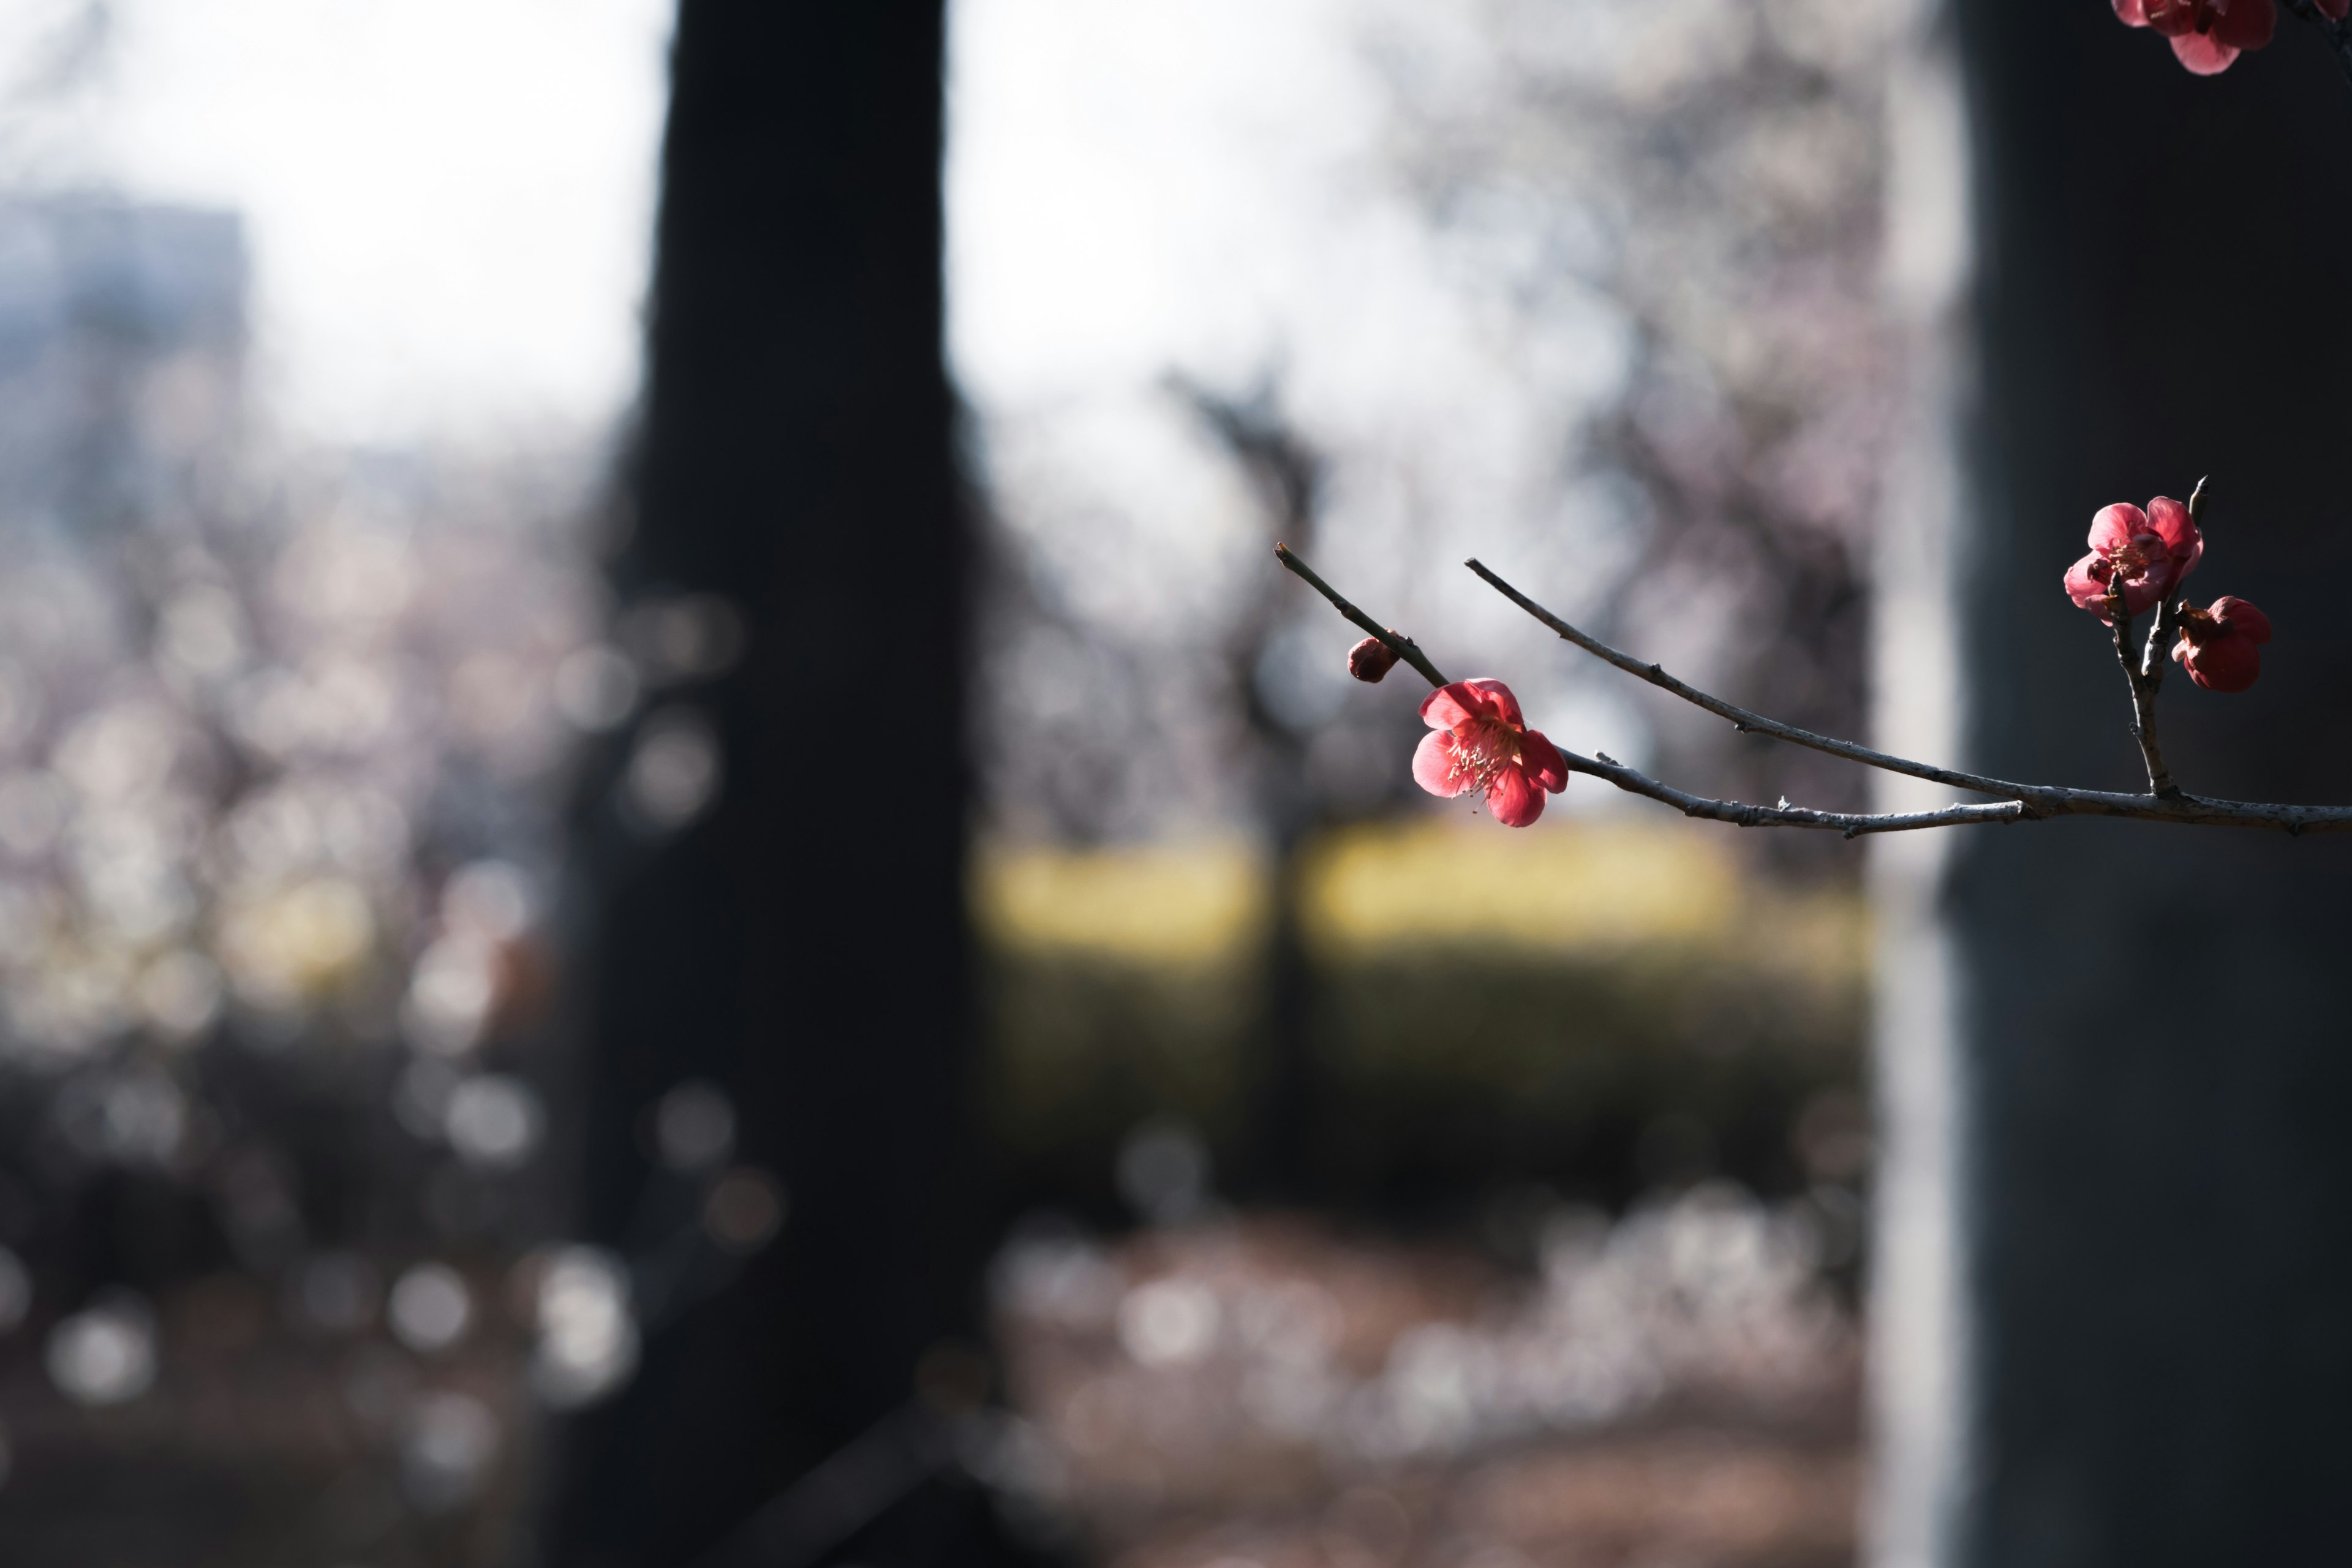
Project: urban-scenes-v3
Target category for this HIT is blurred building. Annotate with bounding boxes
[0,192,633,1565]
[0,197,247,540]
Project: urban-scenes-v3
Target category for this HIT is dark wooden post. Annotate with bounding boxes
[1875,5,2352,1564]
[541,6,1016,1564]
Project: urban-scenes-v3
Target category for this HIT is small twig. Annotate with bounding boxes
[1273,544,1447,688]
[2139,477,2204,690]
[1462,557,2031,800]
[2106,583,2179,799]
[2139,596,2179,689]
[1563,750,2027,837]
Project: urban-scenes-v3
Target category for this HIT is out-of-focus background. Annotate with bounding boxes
[0,3,1883,1561]
[0,2,2346,1566]
[959,9,1882,1563]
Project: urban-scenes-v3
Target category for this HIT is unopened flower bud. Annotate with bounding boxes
[2171,595,2271,693]
[1348,636,1401,684]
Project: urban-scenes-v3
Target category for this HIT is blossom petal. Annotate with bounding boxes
[1521,729,1569,794]
[2118,568,2169,617]
[1419,683,1481,731]
[2113,0,2154,23]
[1458,678,1524,727]
[1485,766,1544,827]
[2145,494,2203,586]
[2065,552,2118,616]
[2088,503,2147,553]
[1412,729,1469,798]
[2170,31,2241,73]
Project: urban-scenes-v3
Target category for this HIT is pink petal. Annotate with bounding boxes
[1485,766,1544,827]
[1521,729,1569,794]
[2064,552,2117,615]
[2087,503,2147,553]
[1419,683,1480,731]
[1457,678,1524,728]
[2114,0,2154,23]
[2144,495,2191,548]
[2117,568,2169,618]
[2170,32,2241,72]
[2146,495,2203,586]
[1412,729,1469,798]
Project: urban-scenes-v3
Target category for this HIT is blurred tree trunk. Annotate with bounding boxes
[1875,4,2352,1564]
[1184,385,1327,1201]
[541,5,1017,1564]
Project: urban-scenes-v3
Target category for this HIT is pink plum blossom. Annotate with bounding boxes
[1412,678,1567,828]
[2064,496,2203,622]
[2114,0,2278,75]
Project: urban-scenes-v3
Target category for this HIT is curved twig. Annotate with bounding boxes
[2106,581,2179,799]
[1460,557,2034,801]
[1564,750,2028,837]
[1271,544,2352,837]
[1273,543,1447,687]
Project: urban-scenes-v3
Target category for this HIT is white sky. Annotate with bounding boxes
[0,0,673,448]
[946,0,1654,806]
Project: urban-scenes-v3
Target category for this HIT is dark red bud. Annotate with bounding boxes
[1348,635,1401,684]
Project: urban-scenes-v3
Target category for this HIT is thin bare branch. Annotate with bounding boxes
[2105,585,2179,799]
[2138,478,2202,690]
[1564,750,2028,837]
[1275,545,2352,837]
[1274,543,1449,688]
[1463,557,2034,801]
[1458,559,2352,833]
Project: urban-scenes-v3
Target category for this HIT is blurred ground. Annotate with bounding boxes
[992,1204,1860,1568]
[979,820,1868,1568]
[0,1265,532,1567]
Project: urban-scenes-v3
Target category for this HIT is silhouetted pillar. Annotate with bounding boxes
[544,5,1006,1564]
[1873,4,2352,1564]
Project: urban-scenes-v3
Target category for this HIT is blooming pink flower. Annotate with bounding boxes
[2113,0,2277,75]
[2171,595,2272,692]
[2063,496,2203,622]
[1348,635,1400,683]
[1412,678,1568,828]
